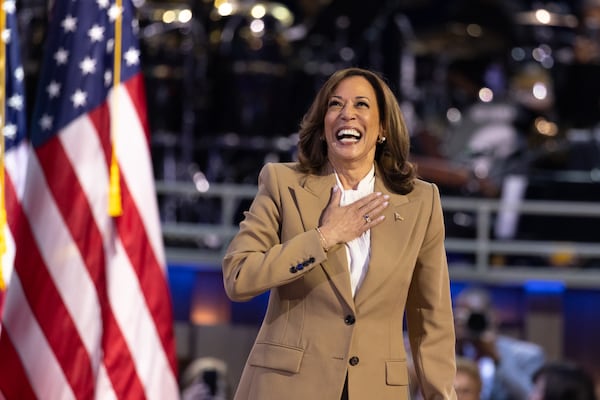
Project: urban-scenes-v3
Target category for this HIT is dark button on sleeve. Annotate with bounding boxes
[289,266,298,273]
[344,315,355,325]
[349,356,359,366]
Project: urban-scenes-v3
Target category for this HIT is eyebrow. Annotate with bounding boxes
[330,95,371,101]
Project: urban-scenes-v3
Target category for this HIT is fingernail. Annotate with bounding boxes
[383,195,390,200]
[383,201,389,207]
[333,186,338,192]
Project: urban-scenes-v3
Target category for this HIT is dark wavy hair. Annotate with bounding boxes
[296,67,416,194]
[532,362,597,400]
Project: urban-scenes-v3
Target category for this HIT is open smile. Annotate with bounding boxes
[336,128,362,143]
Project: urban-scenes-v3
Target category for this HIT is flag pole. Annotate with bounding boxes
[108,0,123,216]
[0,0,8,289]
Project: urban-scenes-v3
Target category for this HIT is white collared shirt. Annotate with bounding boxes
[334,165,375,297]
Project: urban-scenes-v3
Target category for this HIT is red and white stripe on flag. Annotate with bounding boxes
[0,76,179,400]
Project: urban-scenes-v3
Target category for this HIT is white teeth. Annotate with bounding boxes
[336,129,361,141]
[338,129,360,137]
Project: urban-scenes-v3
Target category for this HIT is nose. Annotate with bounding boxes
[340,104,356,120]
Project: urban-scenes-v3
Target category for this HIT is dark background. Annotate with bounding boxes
[17,0,600,187]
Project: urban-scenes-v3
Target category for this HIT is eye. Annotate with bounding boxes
[328,99,343,108]
[356,100,369,108]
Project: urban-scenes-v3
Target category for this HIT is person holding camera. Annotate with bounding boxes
[454,286,546,400]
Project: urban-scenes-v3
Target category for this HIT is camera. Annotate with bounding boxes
[466,311,489,337]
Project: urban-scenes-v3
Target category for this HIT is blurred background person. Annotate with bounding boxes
[180,357,230,400]
[455,357,483,400]
[454,286,546,400]
[529,361,597,400]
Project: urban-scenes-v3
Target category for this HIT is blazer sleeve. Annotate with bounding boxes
[406,183,457,399]
[222,163,327,302]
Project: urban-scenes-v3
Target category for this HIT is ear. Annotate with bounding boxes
[378,125,386,141]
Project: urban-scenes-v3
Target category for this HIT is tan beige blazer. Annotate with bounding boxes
[223,162,457,400]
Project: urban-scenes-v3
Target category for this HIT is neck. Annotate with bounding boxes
[331,161,373,190]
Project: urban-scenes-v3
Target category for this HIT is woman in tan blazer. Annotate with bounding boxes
[223,68,457,399]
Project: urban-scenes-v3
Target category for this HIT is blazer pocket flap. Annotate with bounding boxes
[385,360,409,386]
[248,342,305,373]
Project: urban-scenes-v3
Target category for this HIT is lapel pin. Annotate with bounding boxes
[394,212,404,221]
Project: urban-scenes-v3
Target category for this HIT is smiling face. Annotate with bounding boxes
[323,75,382,172]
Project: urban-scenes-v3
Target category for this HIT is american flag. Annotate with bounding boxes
[0,1,179,399]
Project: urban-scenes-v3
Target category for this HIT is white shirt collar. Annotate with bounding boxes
[334,164,375,193]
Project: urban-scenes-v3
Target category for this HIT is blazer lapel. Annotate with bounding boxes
[292,171,355,312]
[354,178,415,307]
